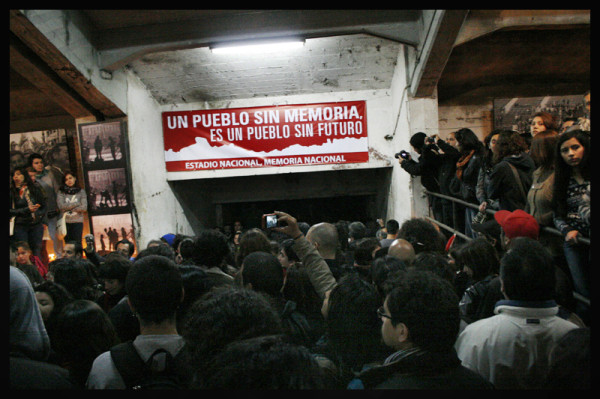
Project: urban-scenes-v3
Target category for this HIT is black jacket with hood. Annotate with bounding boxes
[487,152,535,211]
[400,144,442,193]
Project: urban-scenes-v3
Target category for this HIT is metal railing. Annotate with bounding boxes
[423,190,590,246]
[422,189,590,307]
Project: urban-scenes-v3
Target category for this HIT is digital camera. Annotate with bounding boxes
[394,150,410,160]
[262,214,278,229]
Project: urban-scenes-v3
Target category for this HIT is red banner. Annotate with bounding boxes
[162,101,368,171]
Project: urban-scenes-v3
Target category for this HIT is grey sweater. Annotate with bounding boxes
[57,189,88,223]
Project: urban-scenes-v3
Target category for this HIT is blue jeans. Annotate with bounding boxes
[13,223,45,259]
[46,215,63,255]
[563,240,590,322]
[464,208,478,239]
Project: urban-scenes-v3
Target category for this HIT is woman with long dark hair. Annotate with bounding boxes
[57,170,88,245]
[527,130,559,225]
[52,300,120,387]
[526,130,568,268]
[552,129,590,324]
[449,128,484,238]
[10,166,47,259]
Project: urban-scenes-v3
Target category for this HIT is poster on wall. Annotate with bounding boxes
[10,129,72,176]
[162,100,369,172]
[78,120,137,254]
[87,168,130,212]
[79,120,127,166]
[493,94,587,133]
[90,213,135,256]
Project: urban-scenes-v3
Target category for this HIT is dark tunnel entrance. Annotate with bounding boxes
[169,167,393,233]
[219,195,373,231]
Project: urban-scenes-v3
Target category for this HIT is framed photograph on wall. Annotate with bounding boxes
[78,119,136,253]
[10,129,72,175]
[86,168,130,213]
[90,213,136,256]
[493,94,587,133]
[79,120,126,169]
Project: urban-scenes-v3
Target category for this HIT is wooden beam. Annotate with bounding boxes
[412,10,469,98]
[9,9,124,118]
[10,35,96,119]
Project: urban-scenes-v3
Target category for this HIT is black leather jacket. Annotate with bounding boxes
[10,184,46,226]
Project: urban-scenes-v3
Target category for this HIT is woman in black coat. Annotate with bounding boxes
[487,130,535,212]
[10,166,47,259]
[449,128,484,238]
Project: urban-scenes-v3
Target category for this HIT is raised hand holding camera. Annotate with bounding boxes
[271,211,302,239]
[261,213,279,229]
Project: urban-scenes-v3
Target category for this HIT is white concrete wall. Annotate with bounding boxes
[384,46,417,226]
[155,44,418,230]
[438,102,494,142]
[126,72,194,247]
[123,41,436,240]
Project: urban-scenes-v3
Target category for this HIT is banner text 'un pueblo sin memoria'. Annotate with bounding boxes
[162,100,369,171]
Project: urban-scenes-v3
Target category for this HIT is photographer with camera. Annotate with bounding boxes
[396,132,445,233]
[269,211,337,300]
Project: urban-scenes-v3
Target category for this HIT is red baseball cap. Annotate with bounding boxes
[493,209,539,240]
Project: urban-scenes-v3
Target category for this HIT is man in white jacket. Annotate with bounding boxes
[455,237,579,389]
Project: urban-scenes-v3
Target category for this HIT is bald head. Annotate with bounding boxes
[306,222,338,259]
[388,239,415,262]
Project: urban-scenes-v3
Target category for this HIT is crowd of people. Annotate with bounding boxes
[398,98,590,324]
[10,151,88,268]
[10,94,590,390]
[10,208,590,389]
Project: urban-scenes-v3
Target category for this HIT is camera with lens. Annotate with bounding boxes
[425,137,435,145]
[394,150,410,160]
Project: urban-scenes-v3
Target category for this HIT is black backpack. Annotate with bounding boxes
[110,341,192,389]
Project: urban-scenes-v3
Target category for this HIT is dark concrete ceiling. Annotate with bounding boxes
[9,9,590,133]
[438,24,590,104]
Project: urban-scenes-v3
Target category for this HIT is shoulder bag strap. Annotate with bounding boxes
[507,163,527,203]
[110,341,146,389]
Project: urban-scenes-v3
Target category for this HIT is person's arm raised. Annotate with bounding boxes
[273,211,336,298]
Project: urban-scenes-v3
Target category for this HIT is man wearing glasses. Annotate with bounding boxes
[349,270,493,389]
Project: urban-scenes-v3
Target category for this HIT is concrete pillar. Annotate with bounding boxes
[126,72,194,248]
[406,91,439,219]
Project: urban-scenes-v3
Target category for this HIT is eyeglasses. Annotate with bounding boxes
[377,306,393,320]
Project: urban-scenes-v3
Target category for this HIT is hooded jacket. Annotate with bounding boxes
[435,139,461,196]
[487,152,535,211]
[400,144,442,193]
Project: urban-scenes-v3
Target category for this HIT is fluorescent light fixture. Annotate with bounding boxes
[210,39,304,54]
